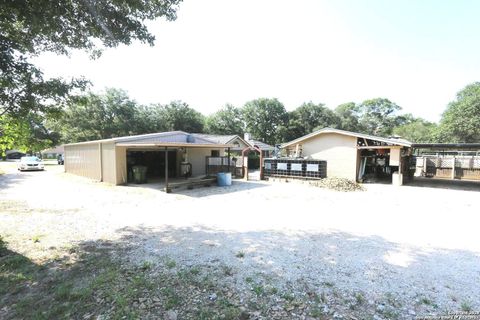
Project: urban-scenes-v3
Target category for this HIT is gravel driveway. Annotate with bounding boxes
[1,162,479,319]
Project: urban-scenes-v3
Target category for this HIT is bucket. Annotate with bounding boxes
[217,172,232,186]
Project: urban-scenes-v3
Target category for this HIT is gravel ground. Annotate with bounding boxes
[1,161,480,319]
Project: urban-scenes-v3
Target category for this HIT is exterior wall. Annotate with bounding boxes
[187,148,225,177]
[64,143,101,181]
[115,146,127,185]
[101,142,116,184]
[290,133,358,180]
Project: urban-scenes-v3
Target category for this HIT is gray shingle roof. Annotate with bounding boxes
[248,139,275,151]
[192,134,238,145]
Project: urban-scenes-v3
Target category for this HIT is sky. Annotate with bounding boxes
[34,0,480,122]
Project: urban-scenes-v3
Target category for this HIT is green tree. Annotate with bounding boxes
[1,0,181,150]
[160,101,205,133]
[205,104,244,135]
[335,102,364,132]
[284,102,340,141]
[59,88,139,142]
[243,98,287,145]
[356,98,402,136]
[437,82,480,143]
[0,115,59,156]
[393,119,437,143]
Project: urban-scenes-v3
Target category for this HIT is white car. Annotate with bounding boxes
[17,156,45,171]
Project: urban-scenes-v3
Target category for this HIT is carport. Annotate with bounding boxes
[64,131,233,189]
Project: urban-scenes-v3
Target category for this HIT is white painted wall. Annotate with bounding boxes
[288,133,358,180]
[187,147,225,177]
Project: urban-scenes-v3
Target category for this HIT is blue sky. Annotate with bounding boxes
[34,0,480,122]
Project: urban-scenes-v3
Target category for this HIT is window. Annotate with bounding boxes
[211,150,220,157]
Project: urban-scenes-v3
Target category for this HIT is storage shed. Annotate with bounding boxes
[281,128,412,184]
[64,131,233,185]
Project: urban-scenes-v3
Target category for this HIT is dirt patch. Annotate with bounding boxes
[1,162,479,319]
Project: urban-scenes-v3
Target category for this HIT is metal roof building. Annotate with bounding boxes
[64,131,233,186]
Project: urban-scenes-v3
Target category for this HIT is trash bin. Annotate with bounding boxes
[217,172,232,186]
[132,165,147,184]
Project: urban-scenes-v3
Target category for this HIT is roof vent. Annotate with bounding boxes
[186,134,196,143]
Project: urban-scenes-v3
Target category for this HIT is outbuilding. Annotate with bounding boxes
[64,131,233,186]
[280,128,412,184]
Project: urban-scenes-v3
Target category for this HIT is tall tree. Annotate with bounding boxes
[334,102,364,132]
[356,98,402,136]
[0,0,182,151]
[284,102,340,141]
[437,82,480,143]
[205,104,244,135]
[59,88,139,142]
[160,101,205,133]
[393,119,437,143]
[243,98,287,145]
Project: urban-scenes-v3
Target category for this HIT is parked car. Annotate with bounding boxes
[7,152,26,160]
[57,154,64,165]
[17,156,45,171]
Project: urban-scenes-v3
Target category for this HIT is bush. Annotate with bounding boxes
[0,235,8,256]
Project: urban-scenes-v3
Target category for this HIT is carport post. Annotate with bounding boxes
[164,146,171,193]
[227,147,231,173]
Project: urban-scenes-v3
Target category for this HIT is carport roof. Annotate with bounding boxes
[412,143,480,150]
[65,131,234,148]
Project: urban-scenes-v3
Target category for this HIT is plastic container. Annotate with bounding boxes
[392,172,403,186]
[132,165,148,184]
[217,172,232,186]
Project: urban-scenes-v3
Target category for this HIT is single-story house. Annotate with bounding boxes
[64,131,234,185]
[41,145,64,159]
[281,128,412,183]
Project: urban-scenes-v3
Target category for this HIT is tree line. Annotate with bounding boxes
[2,1,480,154]
[3,81,475,153]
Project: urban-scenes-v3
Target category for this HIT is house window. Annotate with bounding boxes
[211,150,220,157]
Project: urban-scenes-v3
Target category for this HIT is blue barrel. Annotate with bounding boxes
[217,172,232,186]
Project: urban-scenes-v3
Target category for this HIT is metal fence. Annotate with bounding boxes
[205,156,237,176]
[263,158,327,179]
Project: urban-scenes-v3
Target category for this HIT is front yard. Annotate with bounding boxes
[1,162,479,319]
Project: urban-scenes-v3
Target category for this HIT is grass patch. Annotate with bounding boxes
[31,234,43,243]
[165,258,176,269]
[420,297,432,305]
[252,284,265,296]
[235,251,245,258]
[461,301,472,312]
[355,292,365,305]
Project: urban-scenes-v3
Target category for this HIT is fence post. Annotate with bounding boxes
[451,155,456,180]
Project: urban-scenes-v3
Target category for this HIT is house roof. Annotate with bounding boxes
[281,128,412,148]
[192,134,243,145]
[248,139,275,151]
[42,145,65,154]
[412,143,480,149]
[65,131,234,148]
[192,134,275,151]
